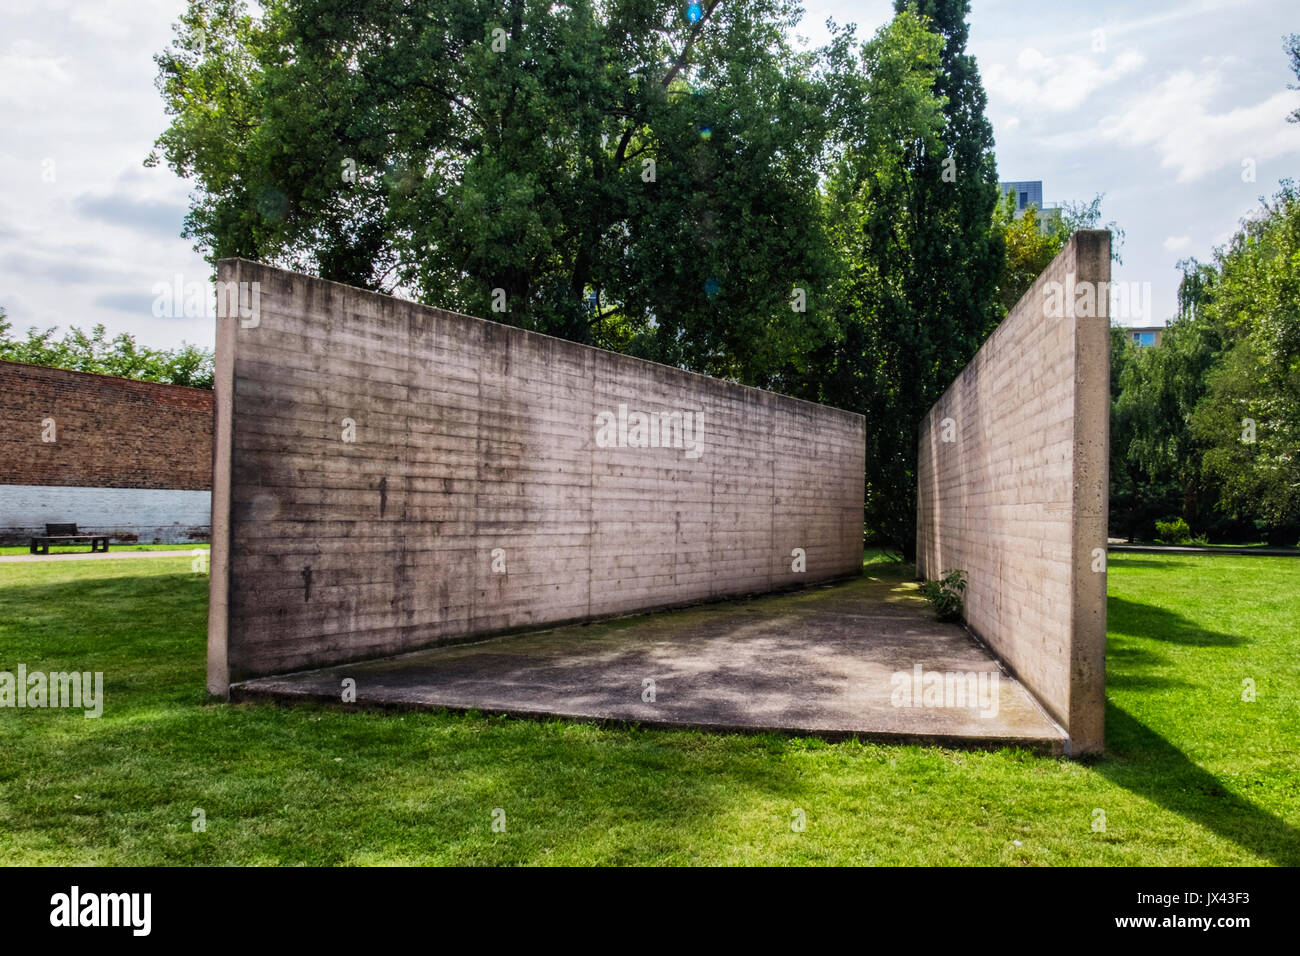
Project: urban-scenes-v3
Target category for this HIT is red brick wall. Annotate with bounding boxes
[0,361,213,490]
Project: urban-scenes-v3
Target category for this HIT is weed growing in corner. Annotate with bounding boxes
[921,569,967,622]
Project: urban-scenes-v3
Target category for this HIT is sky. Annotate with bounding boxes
[1,0,1297,352]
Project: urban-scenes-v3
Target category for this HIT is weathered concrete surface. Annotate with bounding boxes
[232,570,1066,753]
[209,260,865,694]
[916,230,1110,756]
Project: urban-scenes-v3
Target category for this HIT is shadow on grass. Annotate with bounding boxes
[7,561,1295,864]
[1105,674,1195,691]
[1105,635,1192,690]
[1105,645,1166,667]
[1102,588,1298,863]
[1100,705,1300,865]
[1107,595,1246,647]
[1104,558,1181,569]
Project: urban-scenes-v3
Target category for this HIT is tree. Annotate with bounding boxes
[1191,180,1300,536]
[0,314,214,388]
[1175,256,1216,321]
[993,189,1125,316]
[1114,315,1223,530]
[992,189,1062,313]
[811,2,1002,559]
[1055,194,1125,263]
[1108,326,1147,538]
[813,11,948,558]
[150,0,839,383]
[894,0,1004,345]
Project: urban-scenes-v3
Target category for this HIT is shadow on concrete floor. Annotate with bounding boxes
[232,571,1067,754]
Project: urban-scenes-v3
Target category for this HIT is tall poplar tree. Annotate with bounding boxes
[816,2,1002,559]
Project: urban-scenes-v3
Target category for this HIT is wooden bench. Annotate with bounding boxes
[29,523,109,555]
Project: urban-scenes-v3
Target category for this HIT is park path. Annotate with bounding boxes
[0,550,202,563]
[1109,544,1299,557]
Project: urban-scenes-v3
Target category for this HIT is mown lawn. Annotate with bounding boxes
[0,552,1296,865]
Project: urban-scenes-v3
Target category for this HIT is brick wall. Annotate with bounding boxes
[208,260,865,691]
[0,361,213,490]
[916,231,1110,755]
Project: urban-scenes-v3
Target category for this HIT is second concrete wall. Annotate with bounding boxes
[209,260,865,691]
[917,230,1110,755]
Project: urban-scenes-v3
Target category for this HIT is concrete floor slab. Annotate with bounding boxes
[232,571,1067,754]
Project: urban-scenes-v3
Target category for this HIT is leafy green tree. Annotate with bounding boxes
[814,12,943,556]
[1192,180,1300,534]
[147,0,1067,557]
[993,190,1125,316]
[1114,315,1223,530]
[812,3,1002,558]
[993,189,1062,313]
[150,0,838,383]
[1175,256,1216,321]
[894,0,1003,342]
[0,314,214,388]
[1113,182,1300,544]
[1055,194,1125,262]
[1108,326,1147,538]
[1108,256,1226,541]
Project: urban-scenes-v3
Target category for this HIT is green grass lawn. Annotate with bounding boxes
[0,551,1296,865]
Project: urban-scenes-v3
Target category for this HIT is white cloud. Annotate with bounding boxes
[1163,235,1191,251]
[69,5,134,41]
[0,40,74,106]
[985,47,1145,112]
[1099,70,1300,183]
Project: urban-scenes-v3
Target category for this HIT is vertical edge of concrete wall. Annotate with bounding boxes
[1067,230,1112,755]
[206,260,236,697]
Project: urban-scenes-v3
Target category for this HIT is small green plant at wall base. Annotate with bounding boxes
[1154,517,1192,545]
[921,569,967,622]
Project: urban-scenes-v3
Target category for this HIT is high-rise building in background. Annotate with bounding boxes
[999,180,1062,235]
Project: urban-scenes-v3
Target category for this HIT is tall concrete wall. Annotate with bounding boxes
[0,361,213,543]
[916,230,1110,755]
[209,260,865,692]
